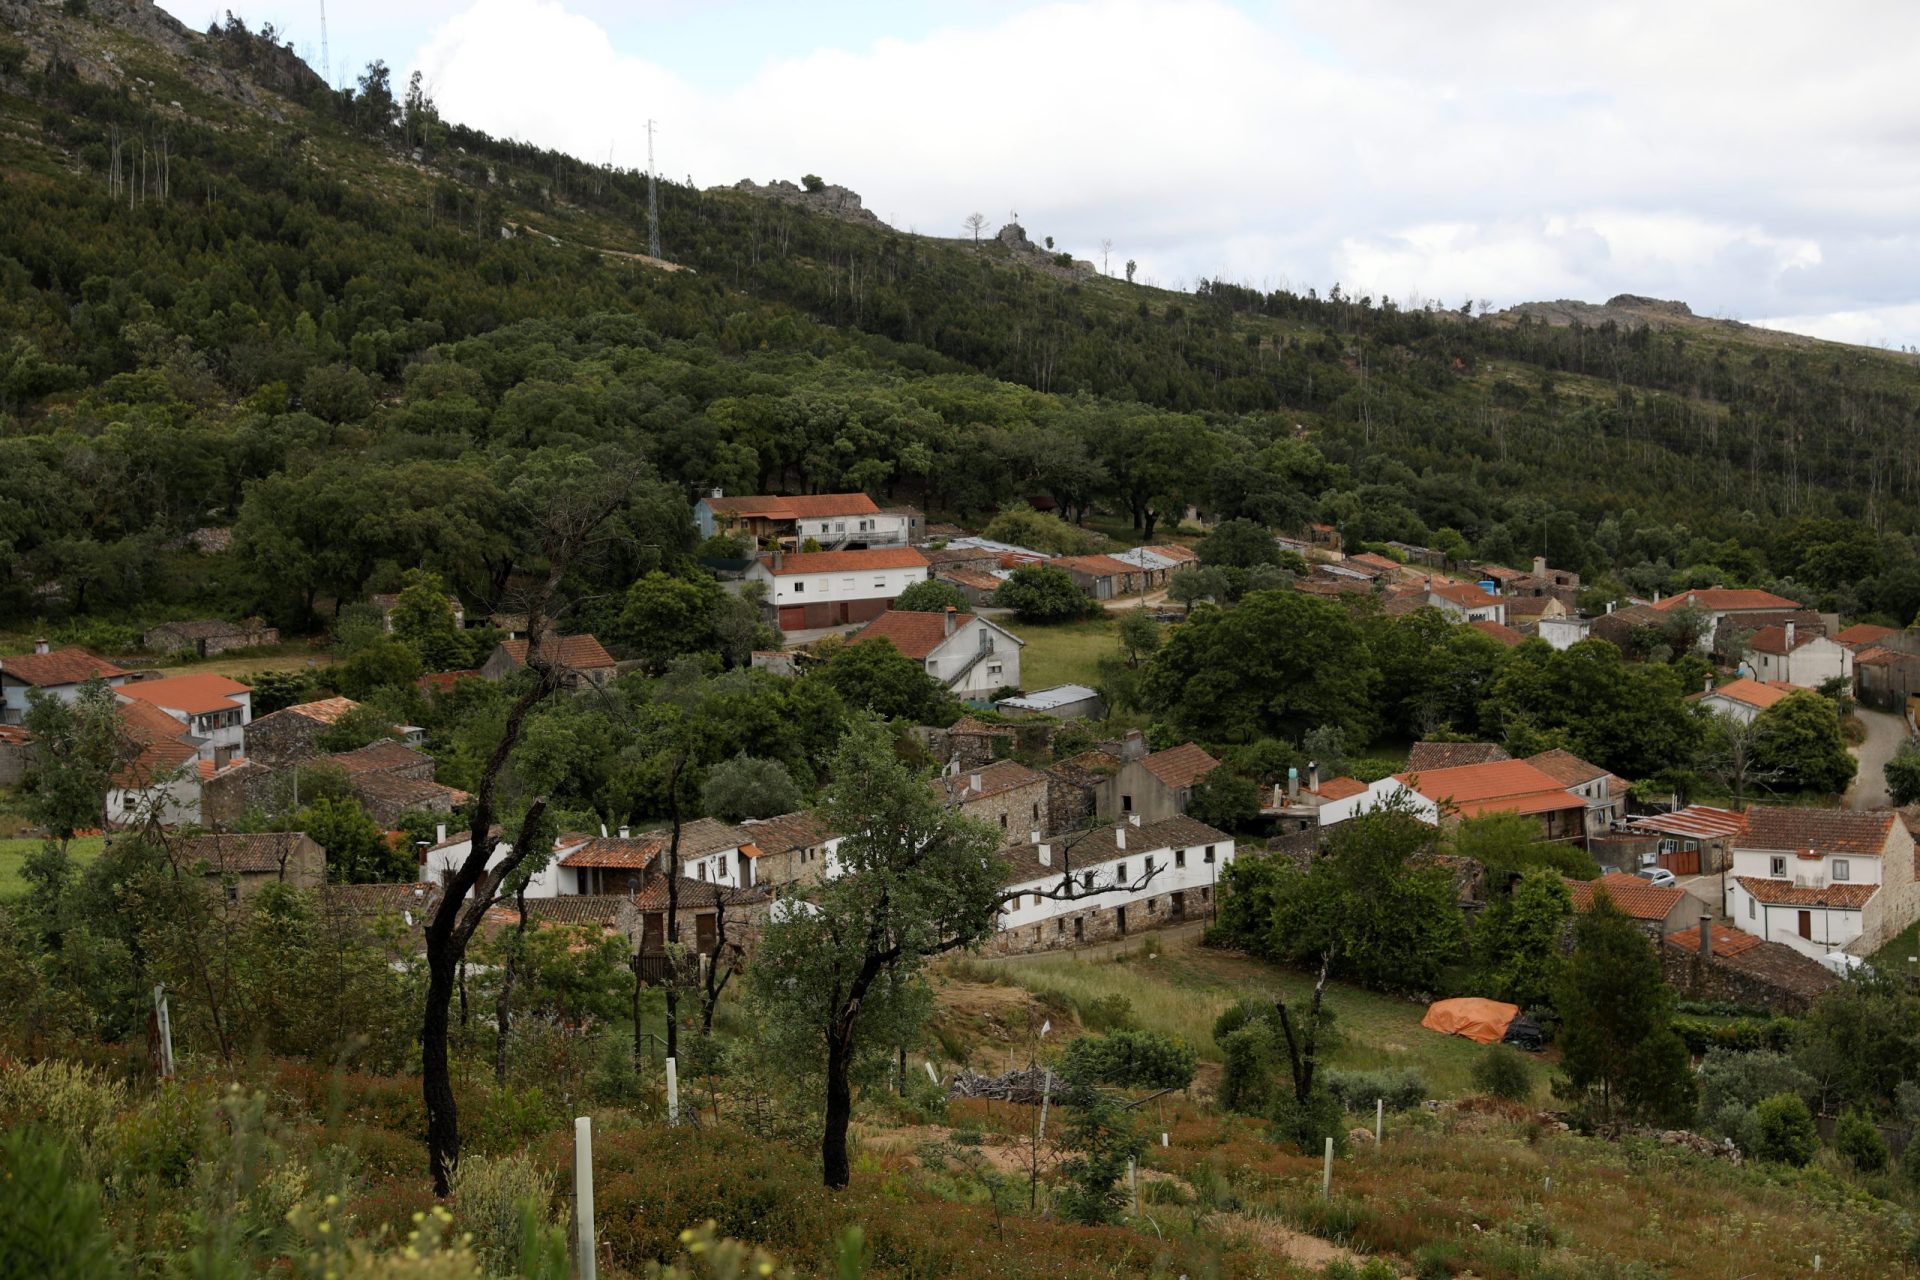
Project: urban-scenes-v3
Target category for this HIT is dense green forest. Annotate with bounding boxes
[5,5,1920,636]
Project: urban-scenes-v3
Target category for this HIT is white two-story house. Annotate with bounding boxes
[0,643,128,725]
[696,492,913,551]
[1743,621,1853,689]
[118,674,253,764]
[745,547,930,631]
[1727,806,1918,956]
[850,608,1023,699]
[988,815,1235,954]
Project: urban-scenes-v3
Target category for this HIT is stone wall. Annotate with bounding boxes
[958,778,1049,842]
[982,886,1217,956]
[1661,942,1839,1015]
[244,710,330,769]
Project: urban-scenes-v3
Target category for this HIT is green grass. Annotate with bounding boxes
[1871,915,1920,972]
[0,836,105,898]
[966,932,1513,1100]
[1004,616,1120,690]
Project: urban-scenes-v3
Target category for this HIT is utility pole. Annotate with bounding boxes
[318,0,331,90]
[645,118,661,260]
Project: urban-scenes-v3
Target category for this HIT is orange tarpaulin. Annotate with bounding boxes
[1420,998,1521,1045]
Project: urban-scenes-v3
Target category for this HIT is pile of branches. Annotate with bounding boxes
[946,1066,1053,1105]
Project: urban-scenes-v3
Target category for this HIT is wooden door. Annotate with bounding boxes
[696,913,718,952]
[1116,906,1128,935]
[1171,891,1186,920]
[1798,910,1812,939]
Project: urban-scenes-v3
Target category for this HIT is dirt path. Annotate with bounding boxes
[1845,708,1908,809]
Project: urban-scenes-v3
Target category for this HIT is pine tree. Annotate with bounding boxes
[1554,893,1694,1125]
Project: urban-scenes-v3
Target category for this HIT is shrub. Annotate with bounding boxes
[1412,1240,1466,1279]
[1323,1067,1426,1113]
[1470,1046,1535,1102]
[450,1150,557,1276]
[1077,992,1136,1032]
[1834,1108,1889,1172]
[1696,1049,1812,1120]
[0,1059,125,1175]
[1672,1015,1796,1054]
[0,1128,115,1280]
[1753,1093,1819,1166]
[1059,1029,1198,1091]
[1269,1086,1346,1155]
[1217,1027,1275,1115]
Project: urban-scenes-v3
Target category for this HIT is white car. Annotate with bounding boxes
[1636,867,1678,889]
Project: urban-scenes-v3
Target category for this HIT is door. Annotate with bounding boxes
[1798,910,1812,940]
[1116,906,1127,935]
[1171,891,1186,921]
[696,913,718,953]
[1073,916,1084,942]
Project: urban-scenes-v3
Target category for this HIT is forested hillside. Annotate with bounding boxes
[5,2,1920,635]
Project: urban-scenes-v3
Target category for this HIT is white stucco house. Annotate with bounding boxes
[1742,622,1853,689]
[850,608,1023,698]
[1687,676,1799,725]
[1725,806,1919,956]
[117,673,253,763]
[0,643,128,725]
[744,547,930,631]
[990,815,1234,952]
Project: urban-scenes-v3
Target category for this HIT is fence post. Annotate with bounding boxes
[1375,1097,1382,1146]
[923,1060,939,1087]
[1322,1136,1333,1199]
[665,1056,679,1126]
[1036,1070,1053,1145]
[1127,1157,1137,1216]
[574,1116,597,1280]
[153,984,174,1079]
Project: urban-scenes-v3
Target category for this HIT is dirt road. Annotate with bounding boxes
[1845,707,1908,809]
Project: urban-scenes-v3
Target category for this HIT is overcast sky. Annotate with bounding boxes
[160,0,1920,348]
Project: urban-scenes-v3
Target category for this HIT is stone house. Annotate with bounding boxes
[1660,919,1840,1015]
[1565,873,1695,942]
[1105,742,1222,823]
[142,618,279,657]
[480,634,618,689]
[244,697,363,768]
[178,832,326,897]
[1045,749,1123,832]
[735,810,842,889]
[932,760,1050,839]
[1524,748,1631,840]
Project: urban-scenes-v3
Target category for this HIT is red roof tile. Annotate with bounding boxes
[0,648,126,687]
[1397,759,1584,819]
[283,697,360,724]
[1735,876,1879,910]
[1141,742,1221,789]
[417,669,481,694]
[1664,923,1762,958]
[1425,579,1501,609]
[852,609,977,660]
[119,673,250,715]
[706,493,880,520]
[1651,588,1799,614]
[1470,619,1525,646]
[499,634,616,671]
[558,835,666,870]
[1406,742,1510,772]
[934,760,1048,805]
[1566,872,1689,921]
[757,548,929,576]
[1835,623,1897,648]
[1052,554,1143,578]
[1690,676,1796,712]
[1738,806,1897,857]
[1312,776,1368,801]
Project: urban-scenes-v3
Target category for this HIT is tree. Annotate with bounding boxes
[748,718,1005,1187]
[1752,690,1856,794]
[1489,639,1701,779]
[980,505,1099,556]
[800,174,825,192]
[1198,518,1280,569]
[891,579,971,613]
[296,795,401,883]
[963,212,988,244]
[616,570,727,672]
[1116,608,1162,667]
[1888,737,1920,806]
[314,703,399,754]
[994,564,1098,622]
[1052,1074,1144,1225]
[1752,1093,1819,1165]
[700,753,803,821]
[388,569,469,670]
[334,635,421,698]
[1472,866,1572,1010]
[1187,768,1259,832]
[1124,259,1136,283]
[813,637,957,723]
[1553,893,1694,1125]
[20,680,126,847]
[1166,565,1228,614]
[1698,710,1782,806]
[1099,238,1113,276]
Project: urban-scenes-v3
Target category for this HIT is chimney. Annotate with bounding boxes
[1129,813,1141,827]
[1288,765,1300,799]
[1704,674,1713,695]
[1309,760,1320,792]
[710,486,723,499]
[619,825,631,839]
[1122,729,1147,762]
[1698,915,1713,961]
[435,822,446,845]
[1533,555,1547,578]
[1029,828,1041,845]
[944,606,957,638]
[1785,621,1796,651]
[1038,842,1051,866]
[1115,824,1127,849]
[1687,591,1698,608]
[772,547,784,572]
[970,772,982,792]
[1653,590,1662,604]
[1606,600,1615,614]
[1272,783,1283,808]
[33,637,49,655]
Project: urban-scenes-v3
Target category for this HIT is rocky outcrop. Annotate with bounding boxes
[992,222,1097,280]
[726,178,886,229]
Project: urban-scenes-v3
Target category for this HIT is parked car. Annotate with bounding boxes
[1502,1014,1548,1052]
[1636,867,1678,888]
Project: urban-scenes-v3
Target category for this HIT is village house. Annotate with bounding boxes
[1852,632,1920,710]
[1688,675,1799,725]
[1661,920,1839,1016]
[1327,758,1587,841]
[1045,748,1124,832]
[1421,579,1508,624]
[695,491,911,551]
[736,810,842,889]
[0,643,128,725]
[118,673,252,763]
[1620,804,1749,875]
[1406,742,1509,772]
[1536,615,1592,651]
[1649,587,1802,652]
[1525,749,1631,839]
[480,634,618,688]
[244,697,363,767]
[0,723,31,785]
[996,683,1106,721]
[142,618,279,658]
[677,817,759,888]
[327,741,468,825]
[933,714,1021,770]
[1708,609,1826,664]
[745,547,931,630]
[423,824,568,898]
[986,815,1235,954]
[1566,873,1694,941]
[1051,553,1152,601]
[1742,621,1853,689]
[556,831,664,897]
[1471,620,1526,647]
[1263,763,1369,827]
[1834,623,1897,653]
[106,698,210,828]
[934,759,1051,837]
[1587,602,1665,653]
[1344,551,1418,583]
[936,566,1006,608]
[178,832,326,897]
[1500,594,1568,635]
[523,881,765,983]
[1726,807,1919,957]
[851,608,1023,698]
[1103,740,1223,822]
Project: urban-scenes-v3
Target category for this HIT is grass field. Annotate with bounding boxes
[1003,616,1121,690]
[952,926,1516,1101]
[0,835,106,897]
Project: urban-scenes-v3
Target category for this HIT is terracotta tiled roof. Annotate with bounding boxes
[559,835,667,870]
[757,547,929,576]
[1470,620,1525,646]
[1525,748,1615,790]
[1000,816,1230,885]
[328,741,431,775]
[0,724,31,745]
[113,736,198,788]
[1745,624,1823,656]
[118,698,191,745]
[282,697,361,724]
[1047,749,1123,789]
[1406,742,1510,773]
[318,882,442,917]
[1665,923,1762,958]
[1425,579,1501,609]
[1835,623,1897,648]
[852,609,976,660]
[1854,645,1896,667]
[1141,742,1221,789]
[675,817,748,858]
[1397,759,1584,819]
[1691,676,1796,712]
[353,772,466,810]
[939,568,1005,592]
[1502,596,1559,619]
[1312,776,1368,801]
[1651,588,1799,614]
[525,895,634,928]
[1735,876,1879,910]
[706,492,880,520]
[1565,872,1688,922]
[0,648,126,687]
[1627,805,1749,840]
[417,669,481,694]
[177,832,315,875]
[1344,553,1404,577]
[499,634,616,671]
[119,673,250,715]
[1738,806,1896,857]
[739,810,838,853]
[934,760,1047,805]
[1142,544,1199,564]
[1051,554,1141,578]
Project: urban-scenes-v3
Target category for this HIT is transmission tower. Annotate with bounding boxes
[646,118,661,260]
[318,0,331,88]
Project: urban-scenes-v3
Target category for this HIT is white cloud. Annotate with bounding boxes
[404,0,1920,344]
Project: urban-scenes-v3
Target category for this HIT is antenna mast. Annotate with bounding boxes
[318,0,331,88]
[646,118,661,260]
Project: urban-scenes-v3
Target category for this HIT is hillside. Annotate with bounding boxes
[5,0,1920,639]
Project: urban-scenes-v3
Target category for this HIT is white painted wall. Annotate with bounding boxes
[424,833,569,899]
[1747,636,1853,689]
[997,835,1235,932]
[1537,618,1590,651]
[1316,777,1440,827]
[923,618,1022,697]
[744,561,928,607]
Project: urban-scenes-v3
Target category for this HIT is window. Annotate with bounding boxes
[1082,872,1095,890]
[697,864,706,881]
[988,663,1003,676]
[1121,794,1133,813]
[792,581,804,594]
[841,577,855,592]
[874,577,887,590]
[1057,919,1066,934]
[1204,845,1216,864]
[1833,859,1851,881]
[1117,862,1127,881]
[820,522,830,533]
[1175,848,1186,868]
[1748,895,1756,919]
[1769,856,1786,877]
[1032,893,1040,907]
[1031,802,1040,821]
